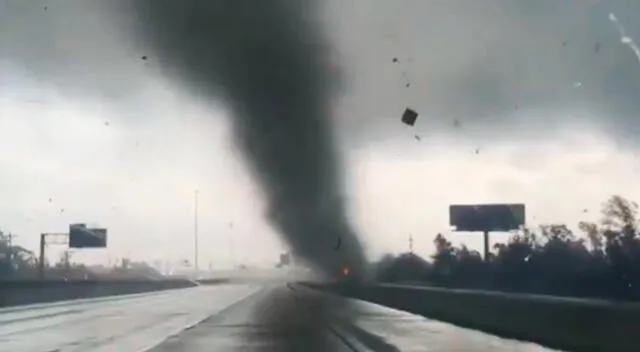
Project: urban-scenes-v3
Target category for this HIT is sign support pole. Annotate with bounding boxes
[38,233,46,280]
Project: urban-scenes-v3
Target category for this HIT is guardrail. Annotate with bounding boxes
[307,282,640,352]
[0,279,197,307]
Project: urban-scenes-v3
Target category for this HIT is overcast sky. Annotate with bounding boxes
[2,0,640,269]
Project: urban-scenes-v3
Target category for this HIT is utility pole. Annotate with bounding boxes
[194,189,199,279]
[409,233,414,254]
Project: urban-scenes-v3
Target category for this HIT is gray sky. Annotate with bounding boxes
[2,0,640,268]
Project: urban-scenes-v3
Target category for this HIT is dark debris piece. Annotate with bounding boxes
[392,57,398,63]
[401,108,418,126]
[141,56,148,61]
[333,237,342,251]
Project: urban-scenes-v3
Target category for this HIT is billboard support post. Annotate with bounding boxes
[483,230,490,261]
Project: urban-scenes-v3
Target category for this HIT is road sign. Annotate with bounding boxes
[449,204,525,232]
[69,223,107,248]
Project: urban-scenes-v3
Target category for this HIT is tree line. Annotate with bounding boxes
[373,195,640,301]
[0,233,163,280]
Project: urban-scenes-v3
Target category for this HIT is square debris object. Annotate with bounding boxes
[401,108,418,126]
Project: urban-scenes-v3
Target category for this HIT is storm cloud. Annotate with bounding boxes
[4,0,640,274]
[322,0,640,148]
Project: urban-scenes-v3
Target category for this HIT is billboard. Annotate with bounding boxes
[449,204,525,232]
[69,223,107,248]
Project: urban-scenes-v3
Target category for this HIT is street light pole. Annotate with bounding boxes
[194,189,199,279]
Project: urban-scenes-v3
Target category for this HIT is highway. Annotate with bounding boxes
[0,283,560,352]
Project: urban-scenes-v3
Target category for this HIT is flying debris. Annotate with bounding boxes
[333,237,342,250]
[401,108,418,126]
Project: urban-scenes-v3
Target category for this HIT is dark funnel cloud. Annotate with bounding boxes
[120,0,367,278]
[120,2,369,350]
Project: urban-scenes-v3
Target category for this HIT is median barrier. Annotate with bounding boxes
[0,279,197,307]
[195,278,232,285]
[308,282,640,352]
